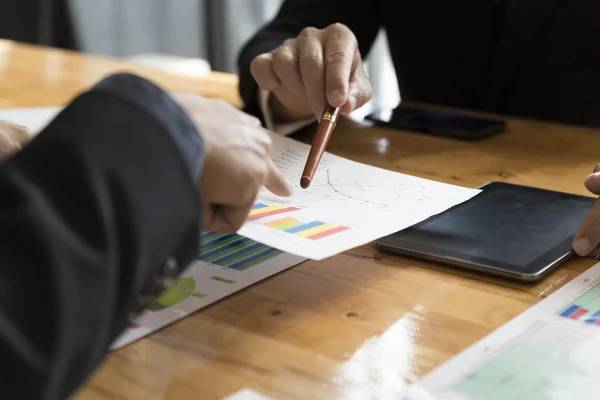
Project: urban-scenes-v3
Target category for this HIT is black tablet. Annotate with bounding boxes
[374,182,596,281]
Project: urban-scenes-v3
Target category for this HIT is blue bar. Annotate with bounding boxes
[285,220,325,233]
[252,203,268,210]
[211,242,264,266]
[202,233,236,249]
[201,237,249,259]
[559,305,581,318]
[585,310,600,323]
[228,247,281,270]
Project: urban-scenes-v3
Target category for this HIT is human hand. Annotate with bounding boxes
[0,120,34,163]
[573,164,600,256]
[250,23,372,122]
[172,93,293,233]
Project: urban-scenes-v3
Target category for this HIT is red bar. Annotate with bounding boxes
[595,320,600,326]
[570,308,588,320]
[307,225,350,240]
[247,206,300,221]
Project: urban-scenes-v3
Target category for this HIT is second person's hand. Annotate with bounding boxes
[0,120,34,164]
[573,165,600,256]
[250,23,373,122]
[172,93,293,233]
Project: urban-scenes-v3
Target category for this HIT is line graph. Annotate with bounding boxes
[285,166,431,209]
[324,169,388,207]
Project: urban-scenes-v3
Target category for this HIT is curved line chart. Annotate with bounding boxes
[325,170,388,207]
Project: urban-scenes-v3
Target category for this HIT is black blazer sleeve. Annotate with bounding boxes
[237,0,382,123]
[0,74,203,399]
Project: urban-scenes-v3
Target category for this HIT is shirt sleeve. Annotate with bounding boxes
[258,89,315,136]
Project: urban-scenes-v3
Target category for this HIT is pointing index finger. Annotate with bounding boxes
[323,24,358,108]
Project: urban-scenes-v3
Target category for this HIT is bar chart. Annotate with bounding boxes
[200,232,282,270]
[452,318,600,400]
[557,284,600,325]
[265,216,350,240]
[248,203,301,221]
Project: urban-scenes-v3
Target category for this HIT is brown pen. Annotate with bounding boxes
[300,105,340,189]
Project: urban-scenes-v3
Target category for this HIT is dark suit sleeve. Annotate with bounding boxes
[0,73,203,399]
[237,0,382,122]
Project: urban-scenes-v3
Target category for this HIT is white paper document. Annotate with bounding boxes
[111,232,305,349]
[411,262,600,400]
[238,133,480,260]
[0,105,481,260]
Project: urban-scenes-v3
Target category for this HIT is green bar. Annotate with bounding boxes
[236,250,282,271]
[218,244,271,268]
[202,235,244,256]
[204,239,256,264]
[272,219,304,231]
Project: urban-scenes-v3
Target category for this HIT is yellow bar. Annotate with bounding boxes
[297,224,335,237]
[265,217,297,228]
[249,205,281,216]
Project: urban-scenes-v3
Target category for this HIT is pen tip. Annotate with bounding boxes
[300,176,311,189]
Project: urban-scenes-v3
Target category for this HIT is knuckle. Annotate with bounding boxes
[282,38,297,48]
[299,49,323,67]
[326,50,352,65]
[327,23,350,34]
[250,54,271,75]
[299,27,319,38]
[272,51,299,71]
[594,163,600,173]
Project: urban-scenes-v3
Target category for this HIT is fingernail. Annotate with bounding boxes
[328,90,344,106]
[574,237,592,255]
[283,180,294,196]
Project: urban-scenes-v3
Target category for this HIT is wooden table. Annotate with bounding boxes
[2,40,600,400]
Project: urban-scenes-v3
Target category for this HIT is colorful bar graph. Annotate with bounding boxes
[557,284,600,324]
[200,232,282,270]
[248,203,301,221]
[585,310,600,324]
[264,217,350,240]
[570,308,589,320]
[559,305,581,318]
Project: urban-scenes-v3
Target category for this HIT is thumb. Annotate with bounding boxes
[585,170,600,195]
[340,57,372,116]
[573,200,600,256]
[263,158,293,197]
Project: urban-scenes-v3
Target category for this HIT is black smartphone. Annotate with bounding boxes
[366,106,506,141]
[374,182,596,282]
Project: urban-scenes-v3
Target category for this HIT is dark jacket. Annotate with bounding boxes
[239,0,600,127]
[0,73,203,399]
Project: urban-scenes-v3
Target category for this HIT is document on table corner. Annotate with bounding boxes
[237,132,480,260]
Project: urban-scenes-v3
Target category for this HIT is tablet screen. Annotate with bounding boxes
[378,182,596,277]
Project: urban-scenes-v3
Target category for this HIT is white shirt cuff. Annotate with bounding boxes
[258,89,314,136]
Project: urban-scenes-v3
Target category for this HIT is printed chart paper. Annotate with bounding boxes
[111,232,305,349]
[238,133,480,260]
[412,262,600,400]
[0,106,481,260]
